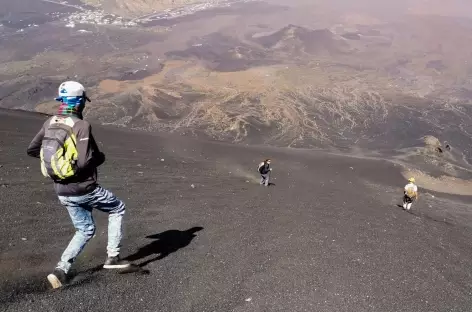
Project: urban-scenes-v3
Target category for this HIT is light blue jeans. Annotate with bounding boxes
[56,186,126,273]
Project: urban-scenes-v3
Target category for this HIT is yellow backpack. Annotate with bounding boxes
[40,116,79,181]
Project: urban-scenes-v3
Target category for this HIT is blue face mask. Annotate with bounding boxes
[55,96,86,119]
[56,96,85,108]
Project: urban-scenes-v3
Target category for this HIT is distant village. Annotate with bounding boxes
[65,10,138,28]
[62,0,254,29]
[6,0,254,34]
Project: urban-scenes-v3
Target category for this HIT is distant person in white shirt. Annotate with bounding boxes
[403,177,418,211]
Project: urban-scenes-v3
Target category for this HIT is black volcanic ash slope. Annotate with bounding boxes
[165,32,276,72]
[251,24,350,55]
[1,109,472,312]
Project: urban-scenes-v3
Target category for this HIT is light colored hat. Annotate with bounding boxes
[57,81,91,102]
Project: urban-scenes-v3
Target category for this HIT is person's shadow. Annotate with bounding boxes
[125,227,204,267]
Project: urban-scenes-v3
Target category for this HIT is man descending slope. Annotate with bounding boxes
[258,159,272,186]
[27,81,131,289]
[403,177,419,211]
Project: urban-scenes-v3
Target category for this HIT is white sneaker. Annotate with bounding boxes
[103,256,131,269]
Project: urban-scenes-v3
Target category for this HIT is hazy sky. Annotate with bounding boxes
[267,0,472,19]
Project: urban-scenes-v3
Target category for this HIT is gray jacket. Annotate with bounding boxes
[27,115,105,196]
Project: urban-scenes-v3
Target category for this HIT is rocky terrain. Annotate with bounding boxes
[1,0,472,170]
[3,1,472,310]
[2,108,472,312]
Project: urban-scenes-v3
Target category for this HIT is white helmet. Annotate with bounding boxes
[58,81,91,101]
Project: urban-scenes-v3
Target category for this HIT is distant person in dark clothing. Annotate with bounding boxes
[258,159,272,186]
[26,81,131,289]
